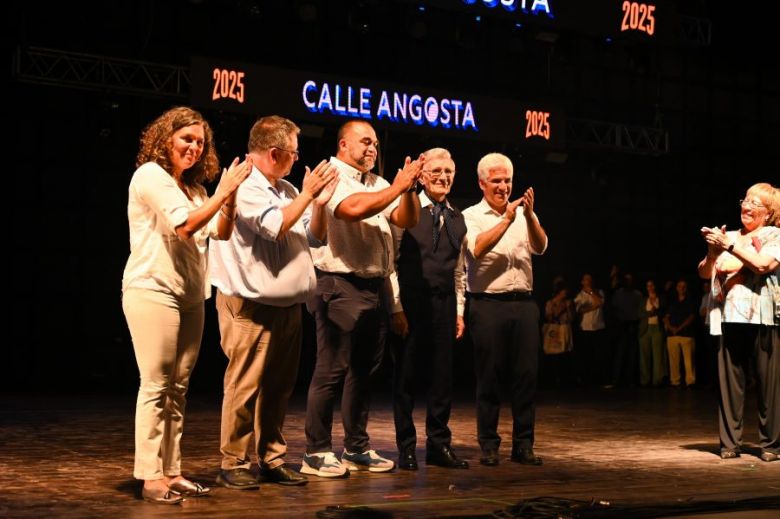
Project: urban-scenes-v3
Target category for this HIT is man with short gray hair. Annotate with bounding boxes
[390,147,469,471]
[462,152,548,467]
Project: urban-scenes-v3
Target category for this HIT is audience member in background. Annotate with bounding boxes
[663,279,697,388]
[607,273,643,388]
[574,273,607,386]
[638,279,665,387]
[543,281,575,387]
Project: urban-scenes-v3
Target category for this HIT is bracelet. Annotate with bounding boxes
[224,202,237,208]
[727,242,735,253]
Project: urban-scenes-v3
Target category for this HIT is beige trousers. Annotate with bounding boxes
[122,288,204,480]
[667,335,696,386]
[217,292,301,470]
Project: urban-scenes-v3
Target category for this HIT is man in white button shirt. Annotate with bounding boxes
[462,152,548,467]
[210,116,339,489]
[302,120,424,478]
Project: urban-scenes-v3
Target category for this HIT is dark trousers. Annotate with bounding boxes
[718,323,780,454]
[392,291,455,452]
[304,273,387,454]
[468,297,540,452]
[575,329,607,385]
[612,320,639,385]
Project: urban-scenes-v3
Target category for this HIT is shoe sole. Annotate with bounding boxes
[300,464,349,478]
[215,475,260,490]
[142,496,183,505]
[342,460,394,472]
[426,460,469,469]
[260,476,309,486]
[511,458,543,465]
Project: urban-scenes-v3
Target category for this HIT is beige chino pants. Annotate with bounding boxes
[123,288,204,480]
[217,292,302,470]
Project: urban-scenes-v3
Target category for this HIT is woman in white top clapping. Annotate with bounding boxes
[122,107,251,503]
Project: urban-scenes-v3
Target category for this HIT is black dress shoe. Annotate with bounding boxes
[216,468,261,490]
[511,447,543,466]
[479,449,499,466]
[398,447,418,470]
[260,464,308,486]
[426,445,469,469]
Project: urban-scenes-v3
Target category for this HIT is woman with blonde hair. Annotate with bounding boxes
[699,182,779,462]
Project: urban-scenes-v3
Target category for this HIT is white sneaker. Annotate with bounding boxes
[341,449,395,473]
[300,452,349,478]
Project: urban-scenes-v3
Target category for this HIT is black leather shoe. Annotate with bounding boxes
[216,468,261,490]
[426,445,469,469]
[511,447,543,466]
[398,447,418,470]
[760,451,778,462]
[479,449,499,466]
[260,464,308,486]
[142,486,183,505]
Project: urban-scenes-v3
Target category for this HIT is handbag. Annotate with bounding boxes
[542,323,572,355]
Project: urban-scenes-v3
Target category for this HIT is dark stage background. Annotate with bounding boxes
[7,1,779,395]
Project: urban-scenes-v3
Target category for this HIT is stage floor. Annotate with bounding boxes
[1,387,778,518]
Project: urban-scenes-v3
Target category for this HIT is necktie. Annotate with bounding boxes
[431,201,459,251]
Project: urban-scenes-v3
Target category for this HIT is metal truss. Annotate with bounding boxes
[567,118,669,155]
[12,47,189,98]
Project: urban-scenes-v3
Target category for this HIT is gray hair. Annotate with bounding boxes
[477,152,513,181]
[422,147,452,163]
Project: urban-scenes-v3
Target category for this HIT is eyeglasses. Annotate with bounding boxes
[273,146,299,159]
[739,199,765,210]
[423,168,456,178]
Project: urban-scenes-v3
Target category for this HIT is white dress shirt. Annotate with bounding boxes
[462,198,547,294]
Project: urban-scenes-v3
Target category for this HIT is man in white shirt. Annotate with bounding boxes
[210,116,338,489]
[573,273,607,385]
[462,152,548,467]
[302,120,423,478]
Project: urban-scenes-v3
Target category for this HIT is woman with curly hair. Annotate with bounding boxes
[122,106,251,503]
